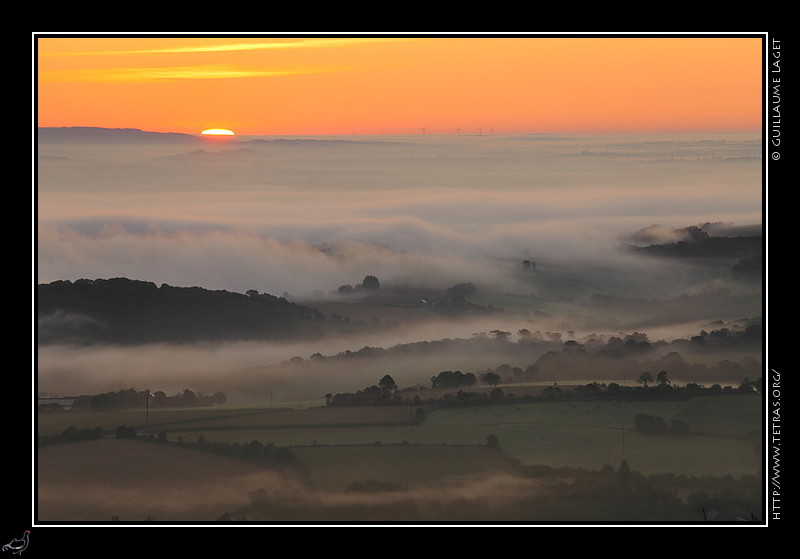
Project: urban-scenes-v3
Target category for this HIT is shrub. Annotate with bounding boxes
[634,413,668,435]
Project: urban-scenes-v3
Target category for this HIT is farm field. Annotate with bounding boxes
[671,395,763,438]
[38,395,763,476]
[292,444,518,492]
[36,438,296,522]
[421,396,762,476]
[106,395,761,477]
[140,404,418,431]
[36,393,763,522]
[36,402,332,438]
[36,405,289,438]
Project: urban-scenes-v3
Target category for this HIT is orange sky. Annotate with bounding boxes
[35,34,764,135]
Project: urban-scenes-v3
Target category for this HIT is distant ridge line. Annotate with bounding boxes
[37,126,200,143]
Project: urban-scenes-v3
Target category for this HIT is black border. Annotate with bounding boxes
[28,32,772,547]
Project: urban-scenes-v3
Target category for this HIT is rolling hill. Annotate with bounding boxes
[37,277,324,345]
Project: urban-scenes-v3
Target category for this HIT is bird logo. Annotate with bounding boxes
[2,531,29,555]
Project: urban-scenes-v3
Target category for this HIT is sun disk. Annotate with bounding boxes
[201,128,235,136]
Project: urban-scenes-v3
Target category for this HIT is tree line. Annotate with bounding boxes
[88,387,227,410]
[148,432,298,468]
[325,370,762,409]
[259,322,761,391]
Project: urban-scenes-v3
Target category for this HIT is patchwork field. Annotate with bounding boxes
[36,393,764,522]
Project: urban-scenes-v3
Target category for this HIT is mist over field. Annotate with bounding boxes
[36,129,763,401]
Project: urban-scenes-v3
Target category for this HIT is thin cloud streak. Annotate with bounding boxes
[39,65,332,83]
[42,37,404,57]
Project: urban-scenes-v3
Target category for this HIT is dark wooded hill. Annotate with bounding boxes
[635,234,762,259]
[37,278,324,345]
[632,231,763,281]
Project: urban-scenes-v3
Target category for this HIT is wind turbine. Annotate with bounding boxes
[420,127,427,136]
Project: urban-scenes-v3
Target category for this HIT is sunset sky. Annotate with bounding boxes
[35,34,764,136]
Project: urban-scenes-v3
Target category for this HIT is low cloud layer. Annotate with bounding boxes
[36,132,763,399]
[37,134,761,297]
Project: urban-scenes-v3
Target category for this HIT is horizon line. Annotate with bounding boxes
[36,125,763,137]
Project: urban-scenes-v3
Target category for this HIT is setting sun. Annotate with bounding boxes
[201,128,235,136]
[35,35,762,135]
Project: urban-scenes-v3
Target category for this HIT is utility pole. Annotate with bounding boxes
[621,427,626,459]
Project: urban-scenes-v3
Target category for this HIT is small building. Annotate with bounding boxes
[36,395,94,412]
[521,260,537,272]
[37,397,78,412]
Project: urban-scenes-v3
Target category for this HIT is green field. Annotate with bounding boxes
[39,394,762,477]
[671,394,763,438]
[419,397,761,477]
[37,393,764,522]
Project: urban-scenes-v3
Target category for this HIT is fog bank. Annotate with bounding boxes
[36,131,763,400]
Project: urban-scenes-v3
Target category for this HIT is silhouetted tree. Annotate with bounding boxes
[542,384,563,398]
[431,370,476,389]
[488,330,510,343]
[481,372,501,387]
[379,374,397,393]
[360,275,381,291]
[637,372,653,387]
[447,282,477,298]
[181,388,198,407]
[152,390,167,407]
[738,377,758,393]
